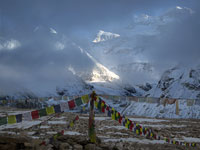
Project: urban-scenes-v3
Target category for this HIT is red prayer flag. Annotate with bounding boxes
[31,110,39,119]
[106,106,109,111]
[61,130,64,135]
[119,116,122,124]
[68,100,76,109]
[75,115,79,120]
[130,122,134,130]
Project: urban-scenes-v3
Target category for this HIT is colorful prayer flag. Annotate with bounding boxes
[101,101,105,113]
[95,101,98,108]
[68,100,76,109]
[54,105,61,113]
[81,95,89,104]
[46,106,55,115]
[31,110,39,119]
[75,97,83,106]
[75,115,79,121]
[70,121,74,127]
[23,112,32,121]
[8,115,16,124]
[60,102,68,112]
[111,108,115,120]
[39,108,47,117]
[16,114,22,123]
[0,117,7,125]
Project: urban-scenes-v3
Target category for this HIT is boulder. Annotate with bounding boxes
[59,143,71,150]
[85,144,96,150]
[73,144,83,150]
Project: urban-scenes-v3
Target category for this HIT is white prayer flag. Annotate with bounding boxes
[23,112,32,121]
[60,102,69,112]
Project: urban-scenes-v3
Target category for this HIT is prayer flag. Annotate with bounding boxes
[31,110,39,119]
[0,117,7,125]
[68,100,76,109]
[39,109,47,117]
[8,115,16,124]
[75,115,79,121]
[23,112,32,121]
[95,101,98,108]
[75,97,83,106]
[81,95,89,104]
[16,114,22,123]
[101,101,105,113]
[60,102,68,112]
[46,106,55,115]
[70,121,74,127]
[54,105,61,113]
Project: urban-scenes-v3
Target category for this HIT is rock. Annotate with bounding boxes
[46,144,54,150]
[85,144,96,150]
[159,110,164,113]
[95,146,103,150]
[60,143,71,150]
[67,138,76,145]
[73,144,83,150]
[73,136,88,145]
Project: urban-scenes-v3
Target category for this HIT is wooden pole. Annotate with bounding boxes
[88,91,96,143]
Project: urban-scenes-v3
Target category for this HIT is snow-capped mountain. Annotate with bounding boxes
[89,6,194,87]
[92,30,120,43]
[0,26,125,98]
[0,6,197,99]
[149,65,200,99]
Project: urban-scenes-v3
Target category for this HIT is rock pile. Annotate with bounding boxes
[0,134,118,150]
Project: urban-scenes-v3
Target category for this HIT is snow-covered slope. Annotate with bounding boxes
[149,65,200,99]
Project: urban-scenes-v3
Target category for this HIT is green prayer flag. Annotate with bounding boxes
[39,108,47,117]
[75,97,83,106]
[0,117,7,125]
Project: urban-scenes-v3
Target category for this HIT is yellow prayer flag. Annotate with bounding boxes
[46,106,55,115]
[125,123,128,128]
[140,127,142,133]
[116,112,119,118]
[70,121,74,127]
[95,101,98,108]
[83,106,86,111]
[111,108,115,120]
[125,117,128,121]
[81,95,89,104]
[127,119,130,125]
[53,135,58,140]
[136,129,139,135]
[8,115,16,124]
[101,102,104,107]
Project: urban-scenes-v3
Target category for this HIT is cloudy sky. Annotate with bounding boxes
[0,0,199,95]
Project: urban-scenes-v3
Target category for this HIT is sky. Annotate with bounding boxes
[0,0,199,96]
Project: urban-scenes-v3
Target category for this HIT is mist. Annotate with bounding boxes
[0,0,199,96]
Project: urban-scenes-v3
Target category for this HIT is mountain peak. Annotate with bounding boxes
[92,30,120,43]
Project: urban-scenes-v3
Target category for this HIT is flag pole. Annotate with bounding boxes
[88,91,96,143]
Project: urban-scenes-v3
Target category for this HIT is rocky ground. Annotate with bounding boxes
[0,107,200,150]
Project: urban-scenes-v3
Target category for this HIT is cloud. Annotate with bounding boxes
[50,28,57,34]
[0,39,21,51]
[0,0,199,95]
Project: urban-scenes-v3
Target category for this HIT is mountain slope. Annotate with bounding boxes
[149,65,200,99]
